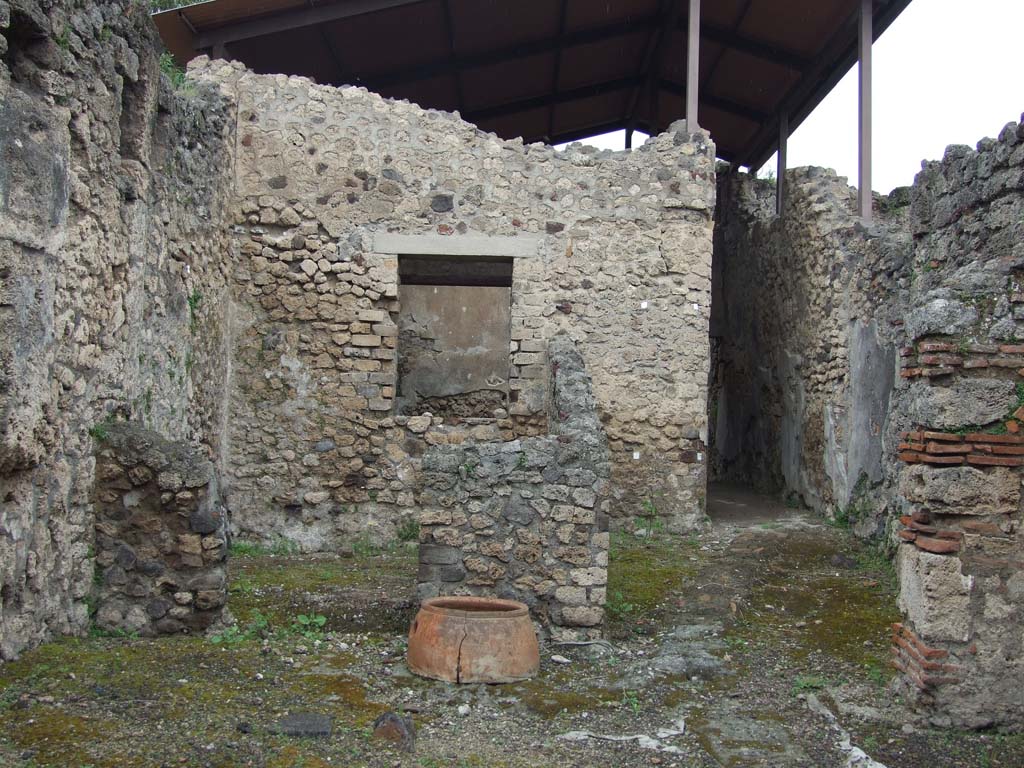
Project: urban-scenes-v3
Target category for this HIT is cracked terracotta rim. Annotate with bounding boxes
[407,596,539,683]
[418,596,528,619]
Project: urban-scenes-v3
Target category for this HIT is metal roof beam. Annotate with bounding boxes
[195,0,429,49]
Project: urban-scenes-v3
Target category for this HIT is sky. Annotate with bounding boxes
[563,0,1024,193]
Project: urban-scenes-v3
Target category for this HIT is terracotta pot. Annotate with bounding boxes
[407,596,540,683]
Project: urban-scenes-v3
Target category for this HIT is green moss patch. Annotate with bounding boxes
[606,533,700,638]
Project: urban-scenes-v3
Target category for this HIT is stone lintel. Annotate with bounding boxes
[373,233,542,258]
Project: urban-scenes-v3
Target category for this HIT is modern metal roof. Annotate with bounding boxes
[155,0,912,167]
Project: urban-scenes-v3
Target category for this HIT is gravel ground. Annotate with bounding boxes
[1,487,1021,767]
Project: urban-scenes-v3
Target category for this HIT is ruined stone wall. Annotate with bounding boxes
[416,335,610,640]
[890,117,1024,729]
[0,0,235,658]
[93,423,228,637]
[711,168,910,527]
[713,114,1024,728]
[194,58,716,545]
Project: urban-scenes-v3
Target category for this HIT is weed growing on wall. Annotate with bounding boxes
[186,288,202,332]
[396,519,420,542]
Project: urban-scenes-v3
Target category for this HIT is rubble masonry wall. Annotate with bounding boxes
[417,335,611,640]
[196,58,716,548]
[0,0,235,659]
[713,114,1024,728]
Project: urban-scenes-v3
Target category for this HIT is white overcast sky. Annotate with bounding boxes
[565,0,1024,194]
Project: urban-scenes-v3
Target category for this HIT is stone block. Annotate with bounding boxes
[351,334,382,347]
[897,547,973,643]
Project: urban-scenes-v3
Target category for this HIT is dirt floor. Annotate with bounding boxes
[1,485,1021,767]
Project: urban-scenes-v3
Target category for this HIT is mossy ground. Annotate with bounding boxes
[1,498,1021,767]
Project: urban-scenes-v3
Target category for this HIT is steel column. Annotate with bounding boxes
[686,0,700,128]
[858,0,873,221]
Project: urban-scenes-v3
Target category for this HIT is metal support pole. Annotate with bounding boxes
[858,0,873,221]
[686,0,700,129]
[625,127,634,150]
[212,42,228,60]
[776,112,788,217]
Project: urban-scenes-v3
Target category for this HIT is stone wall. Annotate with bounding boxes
[890,117,1024,729]
[712,113,1024,728]
[193,57,716,545]
[416,335,610,640]
[0,1,235,658]
[710,167,910,529]
[93,423,228,636]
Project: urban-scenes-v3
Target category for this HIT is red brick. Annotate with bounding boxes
[962,357,990,369]
[911,510,932,524]
[898,529,918,542]
[922,366,956,377]
[898,451,924,463]
[964,433,1024,444]
[894,636,961,673]
[934,529,964,541]
[892,656,929,691]
[895,623,949,660]
[967,454,1024,467]
[965,343,1000,354]
[991,357,1024,368]
[914,536,961,554]
[919,354,963,366]
[1008,420,1021,434]
[900,346,916,358]
[918,341,959,353]
[991,444,1024,455]
[1015,406,1024,421]
[922,454,966,465]
[923,431,962,442]
[999,344,1024,354]
[900,368,922,379]
[898,442,926,452]
[926,441,972,454]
